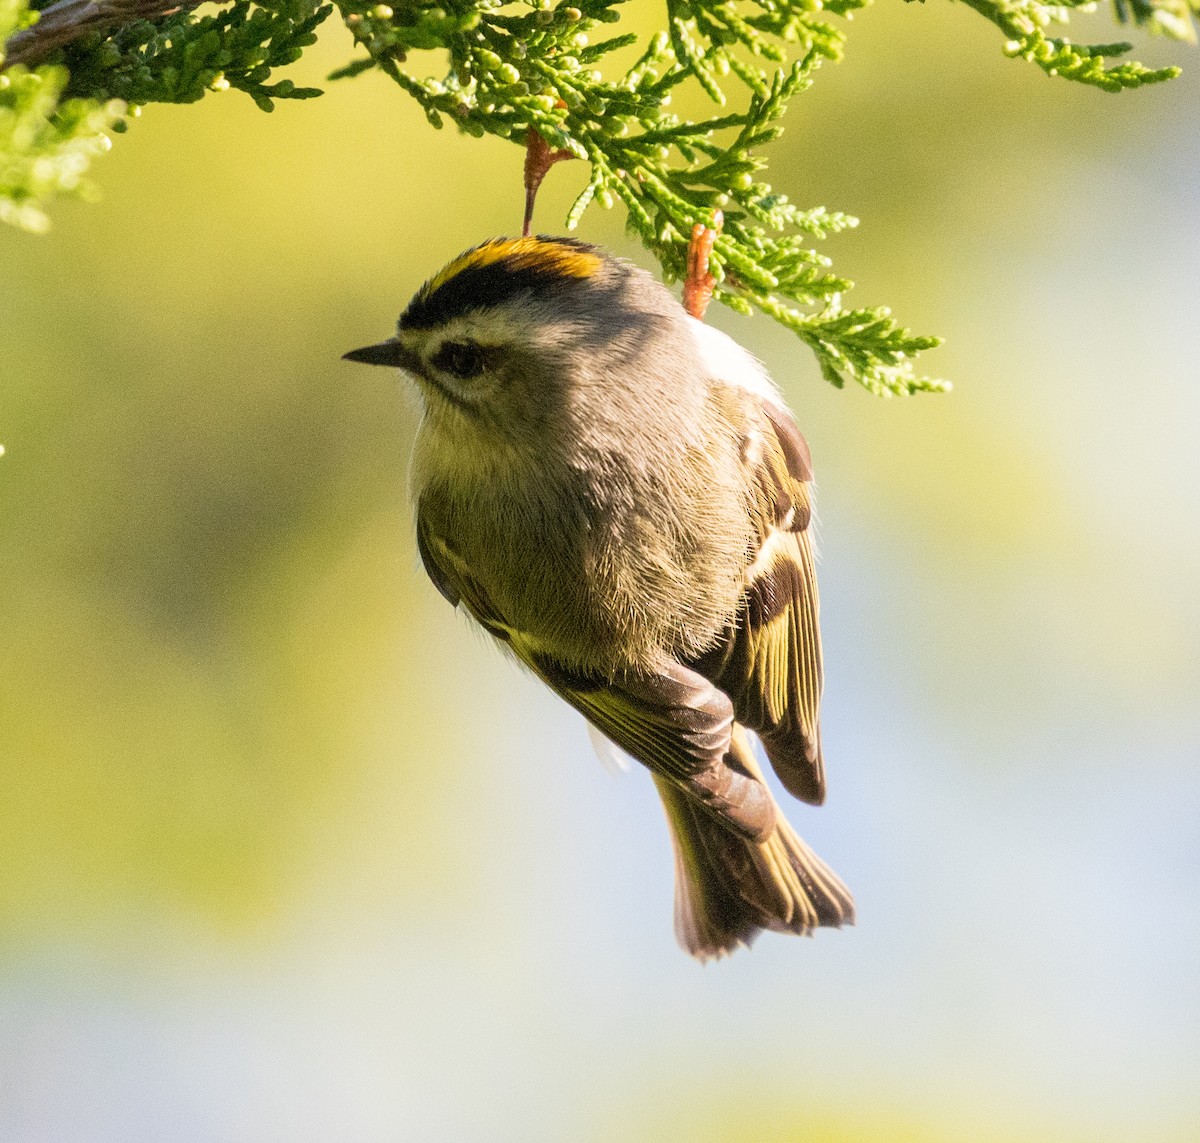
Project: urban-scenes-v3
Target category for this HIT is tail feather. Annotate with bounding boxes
[655,725,854,961]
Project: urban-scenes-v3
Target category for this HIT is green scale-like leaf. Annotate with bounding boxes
[4,0,1198,389]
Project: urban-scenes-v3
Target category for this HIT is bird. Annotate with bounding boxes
[344,234,854,960]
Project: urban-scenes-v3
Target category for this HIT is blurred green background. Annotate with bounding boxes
[2,4,1199,1139]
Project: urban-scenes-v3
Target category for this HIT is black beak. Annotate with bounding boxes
[343,338,411,368]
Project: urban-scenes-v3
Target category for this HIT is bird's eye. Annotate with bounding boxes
[432,340,487,379]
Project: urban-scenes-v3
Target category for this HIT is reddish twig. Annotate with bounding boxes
[522,125,573,237]
[682,211,723,321]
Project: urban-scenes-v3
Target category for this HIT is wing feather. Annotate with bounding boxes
[690,398,826,805]
[416,499,777,842]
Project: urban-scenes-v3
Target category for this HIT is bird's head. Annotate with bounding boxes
[344,235,691,451]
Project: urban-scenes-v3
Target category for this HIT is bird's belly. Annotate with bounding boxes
[419,459,748,675]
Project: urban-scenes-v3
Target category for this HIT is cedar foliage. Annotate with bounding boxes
[3,0,1195,392]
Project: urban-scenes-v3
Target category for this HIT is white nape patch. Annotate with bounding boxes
[687,317,786,408]
[586,722,632,777]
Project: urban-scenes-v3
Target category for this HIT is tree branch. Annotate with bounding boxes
[2,0,200,70]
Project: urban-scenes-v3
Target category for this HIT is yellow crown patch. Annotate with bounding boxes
[399,236,606,329]
[418,236,603,301]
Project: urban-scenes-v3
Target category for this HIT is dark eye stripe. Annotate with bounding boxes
[432,340,486,379]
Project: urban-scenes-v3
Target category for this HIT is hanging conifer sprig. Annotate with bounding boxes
[3,0,1197,390]
[326,0,941,392]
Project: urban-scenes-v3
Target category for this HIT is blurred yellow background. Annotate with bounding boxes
[2,4,1199,1139]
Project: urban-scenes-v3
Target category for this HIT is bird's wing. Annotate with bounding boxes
[415,506,776,842]
[688,398,826,805]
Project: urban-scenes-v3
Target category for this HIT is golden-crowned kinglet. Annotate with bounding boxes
[345,235,854,960]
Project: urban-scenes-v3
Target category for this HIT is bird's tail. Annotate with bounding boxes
[653,725,854,961]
